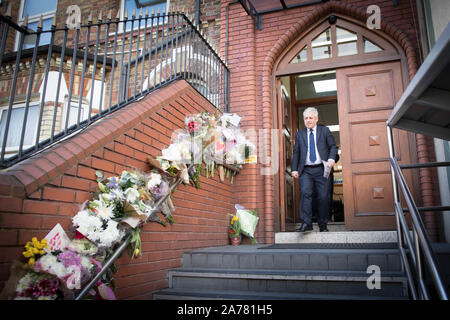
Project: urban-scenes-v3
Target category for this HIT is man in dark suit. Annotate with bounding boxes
[292,107,338,232]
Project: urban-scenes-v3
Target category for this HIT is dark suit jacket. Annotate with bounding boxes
[291,125,338,175]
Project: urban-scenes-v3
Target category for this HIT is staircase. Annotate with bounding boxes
[153,238,409,300]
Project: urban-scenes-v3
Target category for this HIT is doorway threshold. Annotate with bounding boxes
[288,222,346,232]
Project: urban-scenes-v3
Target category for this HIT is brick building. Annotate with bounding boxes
[0,0,448,299]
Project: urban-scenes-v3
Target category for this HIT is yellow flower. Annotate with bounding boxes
[39,250,45,255]
[22,251,32,258]
[28,257,35,265]
[41,239,47,245]
[32,247,39,255]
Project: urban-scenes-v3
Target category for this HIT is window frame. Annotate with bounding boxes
[276,17,401,76]
[118,0,169,34]
[15,0,58,51]
[0,102,40,153]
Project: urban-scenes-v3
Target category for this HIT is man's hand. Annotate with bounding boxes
[292,171,299,178]
[328,159,335,169]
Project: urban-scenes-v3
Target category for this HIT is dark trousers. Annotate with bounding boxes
[299,165,331,227]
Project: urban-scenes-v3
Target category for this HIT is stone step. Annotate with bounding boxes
[182,244,402,272]
[153,288,408,300]
[167,268,407,298]
[275,231,398,244]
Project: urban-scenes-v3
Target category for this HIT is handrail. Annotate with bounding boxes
[75,164,193,300]
[389,155,448,300]
[0,11,229,168]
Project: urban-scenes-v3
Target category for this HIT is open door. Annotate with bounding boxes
[337,61,414,230]
[280,84,295,231]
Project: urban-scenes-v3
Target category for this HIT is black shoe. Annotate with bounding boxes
[296,224,313,232]
[319,227,329,232]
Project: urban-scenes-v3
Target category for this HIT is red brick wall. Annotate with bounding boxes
[0,80,234,299]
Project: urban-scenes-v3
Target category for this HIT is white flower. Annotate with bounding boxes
[34,254,68,279]
[124,188,140,203]
[72,210,103,241]
[147,173,162,189]
[160,159,170,171]
[97,220,123,247]
[67,239,98,256]
[161,142,183,161]
[96,205,114,221]
[100,193,112,202]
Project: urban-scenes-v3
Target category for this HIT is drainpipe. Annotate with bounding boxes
[195,0,200,27]
[225,1,239,64]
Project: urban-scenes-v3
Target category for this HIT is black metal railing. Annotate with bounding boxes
[0,9,229,168]
[387,127,448,300]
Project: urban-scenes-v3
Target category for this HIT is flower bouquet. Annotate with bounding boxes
[151,111,256,188]
[228,214,241,246]
[3,169,176,300]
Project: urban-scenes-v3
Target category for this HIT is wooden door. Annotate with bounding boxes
[281,89,295,227]
[337,61,414,230]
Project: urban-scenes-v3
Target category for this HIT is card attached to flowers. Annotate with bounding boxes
[45,223,71,251]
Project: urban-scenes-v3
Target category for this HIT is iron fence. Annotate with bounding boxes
[0,9,229,168]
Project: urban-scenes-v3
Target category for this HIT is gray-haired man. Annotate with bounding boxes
[291,107,338,232]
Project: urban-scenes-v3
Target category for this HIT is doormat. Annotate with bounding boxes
[259,243,398,250]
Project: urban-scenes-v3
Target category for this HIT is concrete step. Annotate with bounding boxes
[153,244,409,300]
[275,230,398,244]
[182,244,402,272]
[154,288,408,300]
[167,268,407,298]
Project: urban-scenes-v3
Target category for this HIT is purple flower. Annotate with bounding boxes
[57,250,81,268]
[106,177,119,190]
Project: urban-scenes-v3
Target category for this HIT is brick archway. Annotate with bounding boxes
[261,0,427,242]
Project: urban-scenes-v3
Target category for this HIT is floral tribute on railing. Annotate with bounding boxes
[149,112,256,188]
[1,169,174,300]
[1,112,255,300]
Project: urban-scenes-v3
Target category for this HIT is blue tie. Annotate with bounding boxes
[309,129,316,163]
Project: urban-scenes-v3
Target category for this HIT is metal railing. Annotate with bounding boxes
[387,126,448,300]
[0,9,229,168]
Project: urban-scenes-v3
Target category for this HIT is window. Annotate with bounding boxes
[364,38,383,53]
[63,98,89,130]
[290,46,307,63]
[120,0,168,32]
[336,27,357,57]
[288,22,387,65]
[312,29,332,60]
[0,105,39,150]
[17,0,58,50]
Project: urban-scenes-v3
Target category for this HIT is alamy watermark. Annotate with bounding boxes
[367,265,381,290]
[367,5,381,30]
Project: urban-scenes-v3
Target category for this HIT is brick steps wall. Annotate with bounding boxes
[0,80,235,299]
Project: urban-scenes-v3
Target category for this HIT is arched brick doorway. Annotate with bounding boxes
[260,1,423,241]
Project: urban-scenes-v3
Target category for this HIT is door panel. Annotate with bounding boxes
[337,61,413,230]
[346,70,397,112]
